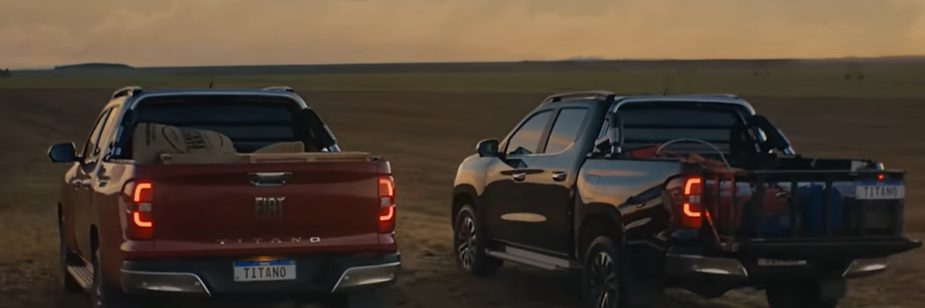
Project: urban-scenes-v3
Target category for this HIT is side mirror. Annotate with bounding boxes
[48,142,78,163]
[476,139,499,157]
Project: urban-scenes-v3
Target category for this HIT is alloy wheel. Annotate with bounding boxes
[456,216,477,269]
[588,252,619,308]
[93,253,104,308]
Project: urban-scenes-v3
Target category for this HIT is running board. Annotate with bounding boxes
[485,246,580,270]
[66,264,95,291]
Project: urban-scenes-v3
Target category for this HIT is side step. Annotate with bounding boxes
[485,246,580,270]
[67,264,95,291]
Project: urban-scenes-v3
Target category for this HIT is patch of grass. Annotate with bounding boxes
[2,67,924,98]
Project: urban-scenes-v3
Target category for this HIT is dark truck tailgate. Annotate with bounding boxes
[696,169,920,260]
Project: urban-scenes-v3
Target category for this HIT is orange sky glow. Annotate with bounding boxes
[2,0,924,68]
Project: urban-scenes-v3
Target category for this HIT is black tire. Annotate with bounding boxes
[581,236,627,308]
[59,215,83,293]
[453,205,501,276]
[329,289,385,308]
[766,282,839,308]
[91,249,136,308]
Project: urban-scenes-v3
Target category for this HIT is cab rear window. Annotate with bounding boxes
[617,102,752,152]
[132,95,304,153]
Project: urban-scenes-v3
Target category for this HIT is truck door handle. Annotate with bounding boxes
[551,171,567,182]
[511,171,527,182]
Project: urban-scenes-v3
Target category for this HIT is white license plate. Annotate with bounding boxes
[757,258,807,266]
[856,180,904,200]
[233,260,296,282]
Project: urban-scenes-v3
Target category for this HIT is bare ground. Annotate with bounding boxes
[0,89,923,308]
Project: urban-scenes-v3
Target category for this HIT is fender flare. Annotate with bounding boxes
[574,202,625,258]
[451,184,480,222]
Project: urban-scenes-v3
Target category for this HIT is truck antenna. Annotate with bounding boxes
[662,74,673,95]
[208,78,214,89]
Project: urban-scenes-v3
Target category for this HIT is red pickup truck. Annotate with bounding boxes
[48,86,399,308]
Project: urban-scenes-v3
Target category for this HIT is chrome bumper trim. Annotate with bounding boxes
[120,269,211,296]
[665,249,749,278]
[330,261,401,293]
[843,257,890,278]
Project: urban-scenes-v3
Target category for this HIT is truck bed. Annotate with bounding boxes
[695,168,920,259]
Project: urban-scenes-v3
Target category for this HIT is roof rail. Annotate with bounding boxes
[542,90,616,105]
[112,86,143,99]
[685,93,741,99]
[262,86,294,92]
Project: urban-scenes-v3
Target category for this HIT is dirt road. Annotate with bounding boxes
[1,89,922,308]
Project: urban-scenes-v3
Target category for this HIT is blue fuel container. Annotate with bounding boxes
[797,185,844,232]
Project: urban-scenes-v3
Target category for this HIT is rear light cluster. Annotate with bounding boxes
[378,176,396,233]
[123,180,154,240]
[678,176,704,229]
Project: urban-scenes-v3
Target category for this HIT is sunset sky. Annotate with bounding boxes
[2,0,925,68]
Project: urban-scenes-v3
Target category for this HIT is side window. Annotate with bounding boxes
[597,116,610,139]
[79,109,113,161]
[96,106,122,158]
[505,110,553,155]
[545,108,589,154]
[593,113,614,154]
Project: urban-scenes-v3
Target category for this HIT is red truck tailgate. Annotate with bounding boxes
[134,160,389,245]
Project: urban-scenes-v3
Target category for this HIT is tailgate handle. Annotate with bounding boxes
[249,172,292,187]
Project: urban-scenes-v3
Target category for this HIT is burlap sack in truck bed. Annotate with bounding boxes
[133,123,241,165]
[132,123,372,165]
[160,151,374,165]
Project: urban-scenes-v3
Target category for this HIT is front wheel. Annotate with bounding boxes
[453,205,501,276]
[58,215,82,293]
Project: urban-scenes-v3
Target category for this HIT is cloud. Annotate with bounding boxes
[1,0,924,68]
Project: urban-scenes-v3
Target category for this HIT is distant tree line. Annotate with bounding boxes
[54,63,133,70]
[0,68,10,77]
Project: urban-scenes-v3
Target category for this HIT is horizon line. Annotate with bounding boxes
[9,54,925,71]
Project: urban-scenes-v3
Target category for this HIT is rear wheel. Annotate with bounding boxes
[58,213,82,293]
[91,249,137,308]
[766,281,840,308]
[581,236,628,308]
[453,205,501,275]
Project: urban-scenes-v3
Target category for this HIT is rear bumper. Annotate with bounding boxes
[735,237,922,260]
[120,252,401,297]
[665,247,893,282]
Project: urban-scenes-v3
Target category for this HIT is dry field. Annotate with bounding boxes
[0,88,923,308]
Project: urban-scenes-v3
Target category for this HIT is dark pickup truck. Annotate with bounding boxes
[50,86,399,308]
[451,91,921,308]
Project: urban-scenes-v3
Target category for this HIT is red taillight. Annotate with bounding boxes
[679,177,703,229]
[124,181,153,240]
[378,176,396,233]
